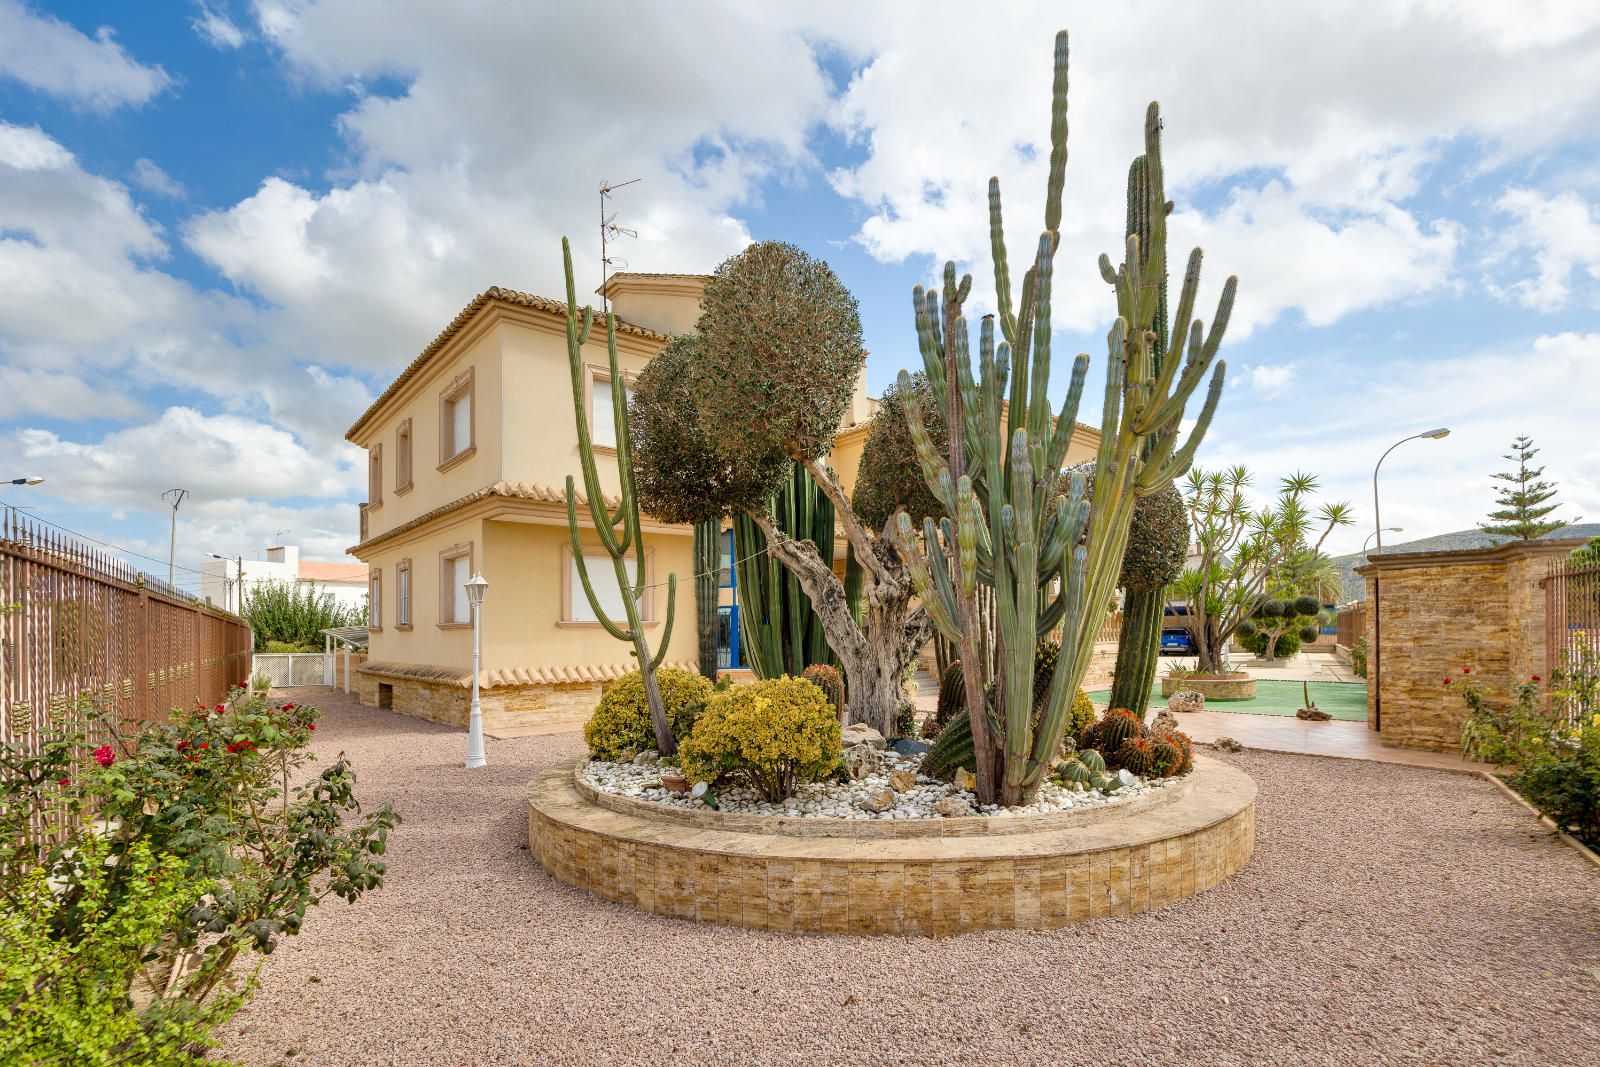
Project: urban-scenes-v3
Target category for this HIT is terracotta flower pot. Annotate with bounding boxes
[660,771,690,794]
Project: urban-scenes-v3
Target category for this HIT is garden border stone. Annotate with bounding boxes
[527,755,1256,935]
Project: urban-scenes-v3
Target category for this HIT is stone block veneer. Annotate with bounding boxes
[527,756,1255,936]
[1160,674,1256,701]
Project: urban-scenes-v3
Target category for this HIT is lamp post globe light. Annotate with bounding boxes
[465,573,489,769]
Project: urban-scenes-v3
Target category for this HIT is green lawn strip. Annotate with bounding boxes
[1087,679,1368,721]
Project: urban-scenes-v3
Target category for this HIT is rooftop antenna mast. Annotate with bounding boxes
[599,177,641,313]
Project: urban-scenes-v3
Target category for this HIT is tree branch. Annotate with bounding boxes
[804,456,890,584]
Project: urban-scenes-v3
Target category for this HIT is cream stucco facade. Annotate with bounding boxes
[346,271,1102,734]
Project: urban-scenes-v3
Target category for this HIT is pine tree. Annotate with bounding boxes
[1479,434,1571,541]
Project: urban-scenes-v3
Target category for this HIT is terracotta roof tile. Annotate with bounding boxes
[346,287,668,442]
[297,561,368,583]
[358,658,699,690]
[347,480,621,556]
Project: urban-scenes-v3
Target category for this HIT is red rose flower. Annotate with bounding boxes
[1463,666,1472,675]
[176,740,189,752]
[1532,675,1541,682]
[307,723,315,731]
[92,744,115,768]
[1443,676,1450,685]
[214,704,225,713]
[199,742,209,749]
[282,703,296,711]
[57,777,70,786]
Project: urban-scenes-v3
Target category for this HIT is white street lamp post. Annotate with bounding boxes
[1371,429,1449,555]
[1363,528,1402,557]
[465,572,489,769]
[6,477,44,486]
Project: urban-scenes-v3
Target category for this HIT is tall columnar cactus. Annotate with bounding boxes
[731,462,835,678]
[560,237,678,754]
[894,31,1233,806]
[693,518,720,681]
[1109,151,1182,719]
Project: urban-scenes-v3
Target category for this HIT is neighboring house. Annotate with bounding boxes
[200,545,368,615]
[346,271,1100,734]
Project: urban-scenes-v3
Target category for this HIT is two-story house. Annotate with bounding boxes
[347,270,1101,735]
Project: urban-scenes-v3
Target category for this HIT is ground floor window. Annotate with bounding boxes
[717,604,741,670]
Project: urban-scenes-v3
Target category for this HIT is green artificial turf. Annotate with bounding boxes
[1086,679,1369,721]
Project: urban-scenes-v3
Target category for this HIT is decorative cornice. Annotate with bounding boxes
[1354,536,1587,576]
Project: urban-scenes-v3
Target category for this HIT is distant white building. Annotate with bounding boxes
[201,546,369,615]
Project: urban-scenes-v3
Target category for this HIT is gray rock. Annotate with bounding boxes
[888,738,930,755]
[933,796,974,818]
[842,743,882,780]
[841,723,887,750]
[1167,689,1206,714]
[631,749,660,766]
[857,787,896,814]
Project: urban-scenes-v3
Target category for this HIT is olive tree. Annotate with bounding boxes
[631,241,934,735]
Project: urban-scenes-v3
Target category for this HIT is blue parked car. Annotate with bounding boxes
[1160,627,1197,655]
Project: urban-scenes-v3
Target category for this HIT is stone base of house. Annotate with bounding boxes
[355,663,606,734]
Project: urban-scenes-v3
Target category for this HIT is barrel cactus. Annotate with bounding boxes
[801,663,845,719]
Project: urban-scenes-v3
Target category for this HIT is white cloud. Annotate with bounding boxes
[822,1,1600,338]
[0,1,171,110]
[130,157,185,198]
[1245,363,1295,396]
[13,406,360,506]
[1194,331,1600,556]
[192,3,246,50]
[1489,188,1600,311]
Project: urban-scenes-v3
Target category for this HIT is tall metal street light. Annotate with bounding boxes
[6,477,44,486]
[1370,428,1449,732]
[1372,429,1449,555]
[1363,528,1402,557]
[464,572,489,769]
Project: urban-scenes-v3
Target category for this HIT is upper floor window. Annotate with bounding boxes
[368,443,383,506]
[439,368,475,468]
[591,372,634,450]
[395,419,413,493]
[369,569,382,630]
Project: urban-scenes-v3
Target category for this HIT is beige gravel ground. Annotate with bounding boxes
[219,686,1600,1067]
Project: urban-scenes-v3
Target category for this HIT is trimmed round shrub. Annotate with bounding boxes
[851,371,947,532]
[583,669,714,760]
[677,676,842,802]
[1291,594,1322,618]
[630,333,787,524]
[1257,599,1287,619]
[1069,688,1096,740]
[1236,619,1258,638]
[1240,629,1301,658]
[1297,623,1321,644]
[692,240,864,465]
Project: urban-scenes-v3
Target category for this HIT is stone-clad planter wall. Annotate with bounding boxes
[527,756,1255,936]
[1356,538,1583,751]
[1160,674,1255,701]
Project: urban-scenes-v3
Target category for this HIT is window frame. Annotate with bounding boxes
[395,418,413,495]
[395,558,412,629]
[436,541,475,629]
[368,569,382,631]
[367,442,383,509]
[560,543,656,627]
[437,367,476,472]
[582,363,638,455]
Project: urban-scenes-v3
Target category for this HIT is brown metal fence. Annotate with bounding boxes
[0,506,252,751]
[1335,601,1367,649]
[1544,555,1600,686]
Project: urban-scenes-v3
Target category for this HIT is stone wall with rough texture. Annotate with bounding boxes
[356,666,607,733]
[1357,539,1582,751]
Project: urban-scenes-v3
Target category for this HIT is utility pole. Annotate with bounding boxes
[162,488,188,588]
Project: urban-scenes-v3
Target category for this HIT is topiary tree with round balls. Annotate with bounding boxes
[634,240,935,736]
[1242,592,1325,663]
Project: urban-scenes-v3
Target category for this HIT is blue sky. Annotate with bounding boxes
[1,1,1597,598]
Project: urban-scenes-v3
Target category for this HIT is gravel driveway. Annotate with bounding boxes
[219,686,1600,1067]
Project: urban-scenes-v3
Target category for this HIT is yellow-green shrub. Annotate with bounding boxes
[677,676,841,802]
[583,668,713,760]
[1070,688,1096,740]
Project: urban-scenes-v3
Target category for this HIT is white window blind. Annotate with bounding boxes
[451,556,471,623]
[397,567,410,625]
[448,392,472,457]
[569,552,630,622]
[369,576,381,625]
[592,378,633,448]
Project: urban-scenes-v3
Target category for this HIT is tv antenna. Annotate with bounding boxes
[599,177,641,312]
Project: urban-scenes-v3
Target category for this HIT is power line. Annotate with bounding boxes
[0,497,214,579]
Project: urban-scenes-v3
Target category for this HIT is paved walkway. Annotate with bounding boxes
[1171,709,1478,773]
[219,686,1599,1066]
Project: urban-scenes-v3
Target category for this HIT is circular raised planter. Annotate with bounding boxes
[1161,673,1257,701]
[526,756,1255,936]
